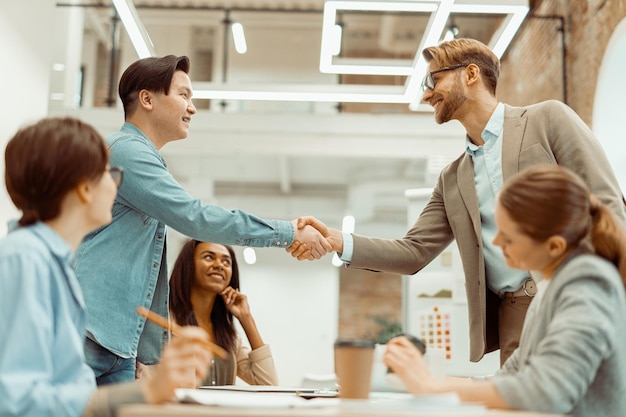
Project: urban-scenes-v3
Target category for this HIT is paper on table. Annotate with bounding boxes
[198,385,319,394]
[176,389,338,408]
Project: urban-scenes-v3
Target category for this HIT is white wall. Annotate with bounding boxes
[235,248,339,386]
[593,17,626,195]
[0,0,57,235]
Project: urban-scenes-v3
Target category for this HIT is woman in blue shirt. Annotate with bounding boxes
[0,117,213,417]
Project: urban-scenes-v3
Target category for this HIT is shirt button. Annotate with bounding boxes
[152,262,158,268]
[283,241,288,246]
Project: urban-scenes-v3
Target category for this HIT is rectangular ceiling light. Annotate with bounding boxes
[114,0,528,106]
[407,0,529,109]
[450,1,529,58]
[192,82,409,103]
[319,1,441,76]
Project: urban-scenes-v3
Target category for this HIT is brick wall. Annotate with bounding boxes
[338,267,403,342]
[498,0,626,125]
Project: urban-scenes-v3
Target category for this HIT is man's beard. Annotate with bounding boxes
[434,81,466,124]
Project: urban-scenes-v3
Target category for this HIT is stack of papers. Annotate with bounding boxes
[199,385,319,394]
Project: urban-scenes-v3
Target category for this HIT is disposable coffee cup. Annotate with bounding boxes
[334,339,376,399]
[385,333,426,374]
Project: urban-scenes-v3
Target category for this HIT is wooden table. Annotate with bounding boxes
[119,402,567,417]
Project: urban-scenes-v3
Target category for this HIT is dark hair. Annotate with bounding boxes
[169,239,240,353]
[5,117,108,226]
[422,38,500,95]
[499,164,626,285]
[118,55,190,118]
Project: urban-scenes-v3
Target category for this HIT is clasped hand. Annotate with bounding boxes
[287,216,344,260]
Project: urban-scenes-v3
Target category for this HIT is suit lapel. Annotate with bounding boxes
[501,104,528,182]
[457,154,482,240]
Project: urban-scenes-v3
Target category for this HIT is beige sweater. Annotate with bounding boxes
[202,336,278,386]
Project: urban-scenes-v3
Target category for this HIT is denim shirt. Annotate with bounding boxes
[0,222,96,417]
[73,122,294,363]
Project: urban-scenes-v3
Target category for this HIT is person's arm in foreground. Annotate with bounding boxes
[84,327,213,417]
[383,336,509,409]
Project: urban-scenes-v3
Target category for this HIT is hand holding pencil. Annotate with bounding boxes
[135,306,224,403]
[139,326,213,403]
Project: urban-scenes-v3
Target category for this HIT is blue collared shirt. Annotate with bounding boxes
[465,103,527,294]
[0,222,96,417]
[73,122,295,362]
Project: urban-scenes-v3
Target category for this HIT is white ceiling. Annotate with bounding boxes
[50,0,522,234]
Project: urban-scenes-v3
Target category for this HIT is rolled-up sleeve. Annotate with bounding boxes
[110,135,294,248]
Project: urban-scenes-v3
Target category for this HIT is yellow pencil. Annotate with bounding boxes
[136,306,228,359]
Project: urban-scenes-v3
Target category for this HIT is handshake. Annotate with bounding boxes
[287,216,344,261]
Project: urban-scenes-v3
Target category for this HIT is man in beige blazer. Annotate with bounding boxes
[292,38,626,365]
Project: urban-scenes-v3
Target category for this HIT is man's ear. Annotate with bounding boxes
[75,181,92,204]
[466,63,481,87]
[138,89,153,110]
[546,235,567,258]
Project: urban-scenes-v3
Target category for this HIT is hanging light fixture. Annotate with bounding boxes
[243,247,257,265]
[442,17,459,41]
[231,22,248,54]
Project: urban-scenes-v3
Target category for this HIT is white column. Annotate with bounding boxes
[0,0,57,236]
[48,3,85,112]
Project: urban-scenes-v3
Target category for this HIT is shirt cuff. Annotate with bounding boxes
[340,232,354,264]
[84,381,146,417]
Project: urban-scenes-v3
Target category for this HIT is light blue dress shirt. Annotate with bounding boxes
[73,122,295,364]
[465,103,527,294]
[0,222,96,417]
[341,103,526,294]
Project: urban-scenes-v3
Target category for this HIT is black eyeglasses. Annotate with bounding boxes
[109,167,124,188]
[421,63,469,92]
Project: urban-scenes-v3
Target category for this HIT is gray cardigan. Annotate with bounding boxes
[491,253,626,416]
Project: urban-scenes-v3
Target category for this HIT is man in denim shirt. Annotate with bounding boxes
[73,55,331,385]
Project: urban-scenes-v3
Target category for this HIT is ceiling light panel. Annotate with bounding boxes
[116,0,528,107]
[319,1,441,76]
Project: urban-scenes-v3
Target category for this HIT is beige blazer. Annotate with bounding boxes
[349,100,626,362]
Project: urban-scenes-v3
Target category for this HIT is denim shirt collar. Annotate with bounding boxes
[119,122,160,152]
[8,221,72,262]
